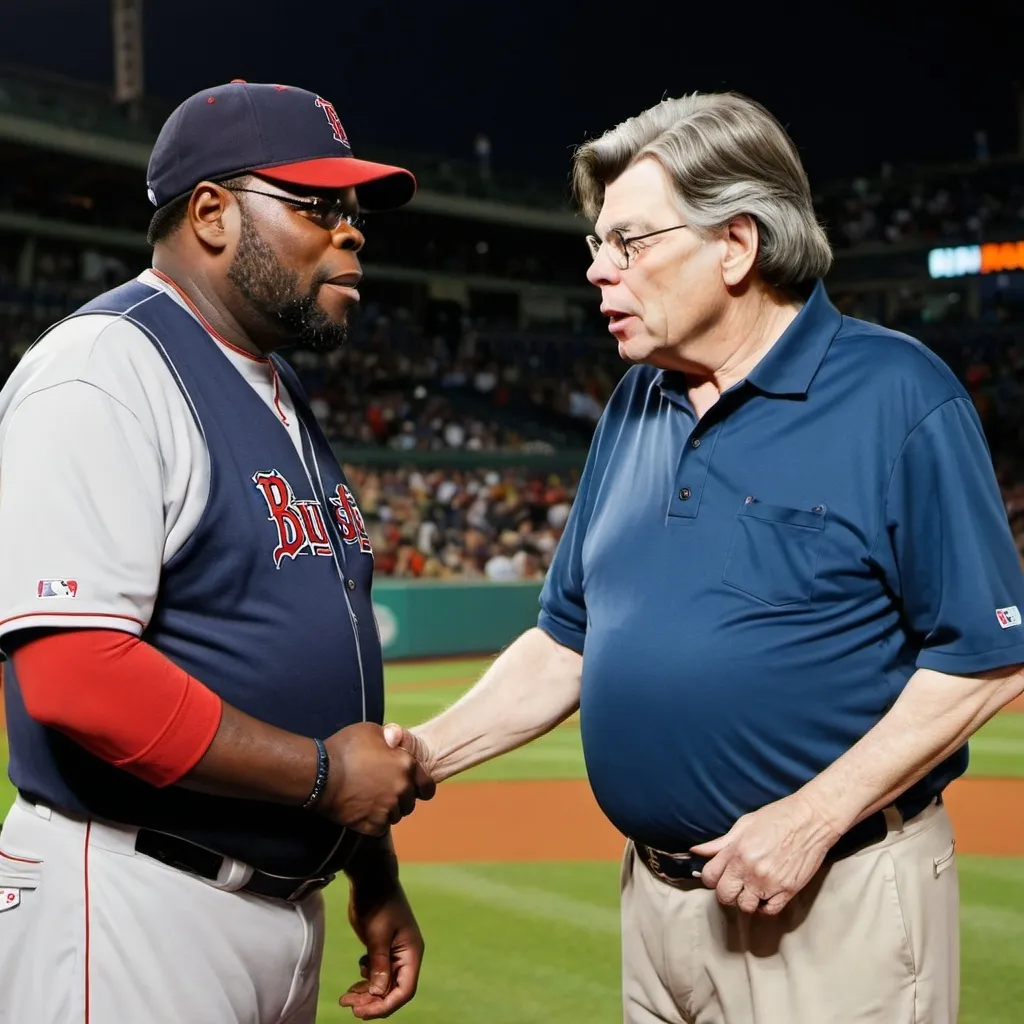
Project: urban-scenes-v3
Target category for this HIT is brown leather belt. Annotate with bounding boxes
[634,795,940,889]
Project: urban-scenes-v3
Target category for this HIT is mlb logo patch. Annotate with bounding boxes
[996,605,1021,629]
[37,579,78,599]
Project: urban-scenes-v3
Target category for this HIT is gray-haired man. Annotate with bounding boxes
[387,92,1024,1023]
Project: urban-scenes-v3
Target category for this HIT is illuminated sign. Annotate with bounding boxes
[929,241,1024,279]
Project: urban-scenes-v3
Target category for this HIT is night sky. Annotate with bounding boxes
[2,0,1023,194]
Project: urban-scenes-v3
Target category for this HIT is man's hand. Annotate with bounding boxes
[689,791,841,916]
[320,723,435,836]
[339,876,424,1020]
[382,723,438,781]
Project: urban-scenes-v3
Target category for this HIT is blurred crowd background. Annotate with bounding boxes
[2,65,1024,577]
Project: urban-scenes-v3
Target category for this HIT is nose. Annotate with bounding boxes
[330,220,365,253]
[586,248,621,288]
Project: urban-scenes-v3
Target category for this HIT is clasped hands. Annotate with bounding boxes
[316,721,436,836]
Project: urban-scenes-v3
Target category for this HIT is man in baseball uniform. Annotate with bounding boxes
[385,92,1024,1023]
[0,80,432,1023]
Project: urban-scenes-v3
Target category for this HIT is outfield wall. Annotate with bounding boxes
[372,580,543,659]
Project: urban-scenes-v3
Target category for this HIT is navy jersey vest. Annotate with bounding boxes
[3,279,384,876]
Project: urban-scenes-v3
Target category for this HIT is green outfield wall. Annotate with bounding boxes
[372,579,544,659]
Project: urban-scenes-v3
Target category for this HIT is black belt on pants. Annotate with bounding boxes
[634,793,941,889]
[134,828,352,903]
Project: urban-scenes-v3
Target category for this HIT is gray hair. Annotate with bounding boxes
[572,92,833,290]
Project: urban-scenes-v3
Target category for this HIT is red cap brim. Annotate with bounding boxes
[257,156,416,211]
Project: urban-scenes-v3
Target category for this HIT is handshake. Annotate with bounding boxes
[311,721,434,836]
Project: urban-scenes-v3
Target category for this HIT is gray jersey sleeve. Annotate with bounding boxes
[0,314,211,645]
[0,381,165,639]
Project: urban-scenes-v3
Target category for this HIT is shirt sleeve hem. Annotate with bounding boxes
[0,611,145,642]
[537,611,586,655]
[916,646,1024,675]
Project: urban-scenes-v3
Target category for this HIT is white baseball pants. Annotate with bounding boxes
[0,795,327,1024]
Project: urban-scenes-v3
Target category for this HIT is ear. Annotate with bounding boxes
[720,214,759,287]
[187,182,237,253]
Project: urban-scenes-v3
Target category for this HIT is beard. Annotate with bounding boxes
[227,210,349,352]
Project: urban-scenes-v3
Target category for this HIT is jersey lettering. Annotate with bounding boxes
[252,471,371,565]
[330,484,373,554]
[297,500,333,557]
[252,470,333,567]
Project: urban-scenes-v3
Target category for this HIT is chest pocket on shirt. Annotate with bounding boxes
[722,500,826,606]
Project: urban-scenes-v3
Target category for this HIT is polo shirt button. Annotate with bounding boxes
[812,505,824,513]
[691,438,701,448]
[347,578,357,590]
[679,487,691,501]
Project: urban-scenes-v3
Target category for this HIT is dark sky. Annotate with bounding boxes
[2,0,1023,194]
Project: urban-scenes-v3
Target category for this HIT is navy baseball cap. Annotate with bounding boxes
[146,80,416,212]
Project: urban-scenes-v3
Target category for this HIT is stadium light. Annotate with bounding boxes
[112,0,144,122]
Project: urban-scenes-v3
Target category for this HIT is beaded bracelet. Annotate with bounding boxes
[302,737,331,810]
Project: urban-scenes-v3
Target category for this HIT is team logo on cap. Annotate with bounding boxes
[314,96,350,147]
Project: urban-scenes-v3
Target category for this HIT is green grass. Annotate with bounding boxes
[964,711,1024,778]
[384,658,492,689]
[959,856,1024,1023]
[384,658,590,782]
[320,862,621,1023]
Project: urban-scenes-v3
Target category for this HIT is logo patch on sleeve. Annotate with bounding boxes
[996,606,1021,629]
[37,579,78,599]
[0,889,21,912]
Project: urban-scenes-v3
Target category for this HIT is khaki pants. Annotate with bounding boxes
[621,801,959,1024]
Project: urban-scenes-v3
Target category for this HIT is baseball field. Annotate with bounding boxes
[4,657,1024,1022]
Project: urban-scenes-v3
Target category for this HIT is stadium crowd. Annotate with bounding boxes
[4,153,1024,579]
[956,341,1024,566]
[817,163,1024,250]
[344,464,577,581]
[0,244,619,451]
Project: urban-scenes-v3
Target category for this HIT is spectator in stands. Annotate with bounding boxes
[344,465,578,581]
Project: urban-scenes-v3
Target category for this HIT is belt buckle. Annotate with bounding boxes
[642,844,704,885]
[644,845,671,882]
[286,874,333,902]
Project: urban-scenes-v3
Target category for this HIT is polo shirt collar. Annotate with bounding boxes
[654,279,842,404]
[745,279,841,397]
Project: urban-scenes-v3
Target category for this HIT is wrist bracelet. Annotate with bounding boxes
[302,737,330,810]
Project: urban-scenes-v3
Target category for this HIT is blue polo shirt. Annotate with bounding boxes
[539,281,1024,853]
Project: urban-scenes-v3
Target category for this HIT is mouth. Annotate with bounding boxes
[602,309,638,336]
[322,271,362,303]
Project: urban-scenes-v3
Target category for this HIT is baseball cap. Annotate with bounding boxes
[146,80,416,212]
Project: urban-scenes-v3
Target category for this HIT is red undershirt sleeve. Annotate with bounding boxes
[10,628,223,788]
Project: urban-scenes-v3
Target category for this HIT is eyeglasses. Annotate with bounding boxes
[225,186,365,236]
[585,223,689,270]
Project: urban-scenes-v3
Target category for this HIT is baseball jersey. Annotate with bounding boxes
[0,271,382,877]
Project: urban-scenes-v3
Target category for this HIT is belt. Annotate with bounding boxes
[134,828,340,903]
[634,793,941,889]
